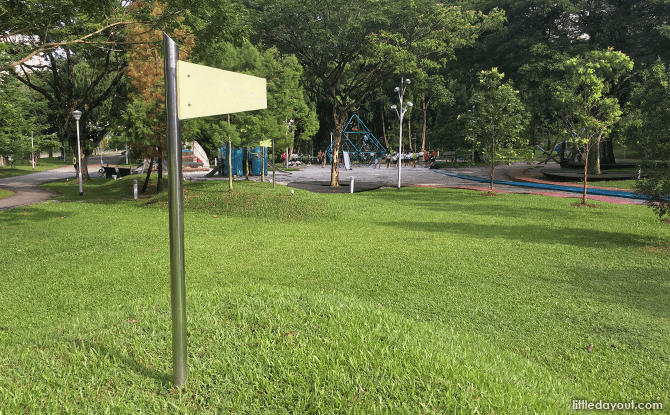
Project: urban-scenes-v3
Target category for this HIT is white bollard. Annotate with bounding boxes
[133,179,138,199]
[350,176,355,193]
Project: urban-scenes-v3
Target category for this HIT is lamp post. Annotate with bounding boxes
[72,110,83,196]
[391,77,412,189]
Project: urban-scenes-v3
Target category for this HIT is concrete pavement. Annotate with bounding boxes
[0,160,645,210]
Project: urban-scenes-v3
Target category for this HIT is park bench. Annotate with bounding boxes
[102,166,132,178]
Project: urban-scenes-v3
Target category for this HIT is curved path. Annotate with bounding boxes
[0,161,645,210]
[279,162,645,205]
[0,166,77,210]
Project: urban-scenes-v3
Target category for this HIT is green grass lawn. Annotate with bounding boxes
[1,179,668,413]
[0,188,13,199]
[0,157,70,178]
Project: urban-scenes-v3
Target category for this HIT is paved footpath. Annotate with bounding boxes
[273,162,644,205]
[0,161,644,210]
[0,165,79,210]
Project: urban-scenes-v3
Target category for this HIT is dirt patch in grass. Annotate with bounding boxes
[571,201,600,208]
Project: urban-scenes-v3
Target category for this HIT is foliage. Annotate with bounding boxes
[118,11,194,192]
[185,41,318,160]
[0,0,219,71]
[0,77,55,165]
[548,48,633,202]
[627,59,670,218]
[461,68,528,190]
[247,0,504,185]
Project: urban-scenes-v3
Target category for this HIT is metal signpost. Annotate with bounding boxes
[162,33,267,388]
[163,34,188,387]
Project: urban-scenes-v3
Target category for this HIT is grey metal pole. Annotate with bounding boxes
[163,32,187,388]
[76,119,83,196]
[272,137,276,188]
[31,133,34,170]
[398,112,402,189]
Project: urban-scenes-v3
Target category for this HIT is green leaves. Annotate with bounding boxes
[463,68,528,188]
[549,49,632,148]
[626,59,670,217]
[183,41,318,153]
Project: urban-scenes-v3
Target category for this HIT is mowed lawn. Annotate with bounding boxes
[0,157,69,178]
[0,179,668,414]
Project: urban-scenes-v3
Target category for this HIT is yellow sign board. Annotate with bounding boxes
[177,61,267,120]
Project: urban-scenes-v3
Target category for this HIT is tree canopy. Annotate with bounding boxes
[246,0,504,185]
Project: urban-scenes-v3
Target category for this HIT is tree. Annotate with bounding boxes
[4,0,249,181]
[247,0,504,186]
[0,76,55,167]
[120,18,194,193]
[549,48,633,204]
[626,59,670,218]
[0,0,210,72]
[461,68,528,190]
[413,73,454,152]
[10,35,129,180]
[184,41,318,189]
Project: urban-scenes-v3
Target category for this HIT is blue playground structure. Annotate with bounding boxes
[218,144,268,176]
[325,113,387,166]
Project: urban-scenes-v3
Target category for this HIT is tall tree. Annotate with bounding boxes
[11,42,128,180]
[0,76,54,167]
[413,73,453,152]
[120,17,194,193]
[550,48,633,204]
[0,0,183,71]
[0,0,240,71]
[462,68,528,190]
[626,59,670,218]
[247,0,504,186]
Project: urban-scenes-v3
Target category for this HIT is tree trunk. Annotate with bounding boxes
[245,147,250,180]
[582,149,589,204]
[490,163,494,191]
[408,116,412,151]
[80,154,90,181]
[142,157,153,193]
[587,141,601,175]
[421,93,427,152]
[381,110,389,150]
[601,139,616,164]
[330,107,349,187]
[261,146,265,183]
[228,141,233,191]
[156,155,163,193]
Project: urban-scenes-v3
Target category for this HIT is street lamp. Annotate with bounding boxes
[72,110,83,196]
[285,118,294,169]
[391,77,412,189]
